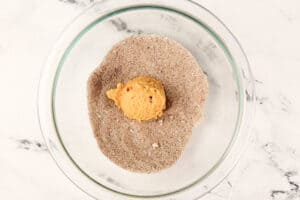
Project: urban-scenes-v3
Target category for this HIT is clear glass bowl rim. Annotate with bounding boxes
[38,0,256,199]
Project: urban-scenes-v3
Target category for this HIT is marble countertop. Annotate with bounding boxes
[1,0,300,199]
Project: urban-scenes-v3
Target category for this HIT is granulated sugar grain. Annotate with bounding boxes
[88,35,208,173]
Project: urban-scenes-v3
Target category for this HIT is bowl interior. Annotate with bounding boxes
[53,6,241,196]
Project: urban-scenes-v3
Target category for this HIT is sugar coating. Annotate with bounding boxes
[87,35,208,173]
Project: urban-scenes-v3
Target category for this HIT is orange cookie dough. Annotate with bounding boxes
[106,76,166,121]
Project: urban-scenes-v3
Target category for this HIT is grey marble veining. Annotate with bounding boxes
[110,18,143,34]
[14,138,48,152]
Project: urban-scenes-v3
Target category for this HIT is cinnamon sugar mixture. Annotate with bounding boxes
[88,35,208,173]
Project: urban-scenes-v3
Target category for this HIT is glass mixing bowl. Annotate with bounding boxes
[38,0,255,199]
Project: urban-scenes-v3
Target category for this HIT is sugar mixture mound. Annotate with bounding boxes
[87,35,208,173]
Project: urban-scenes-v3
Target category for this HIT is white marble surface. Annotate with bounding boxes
[1,0,300,199]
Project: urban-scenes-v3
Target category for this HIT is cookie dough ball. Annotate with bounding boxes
[106,76,166,121]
